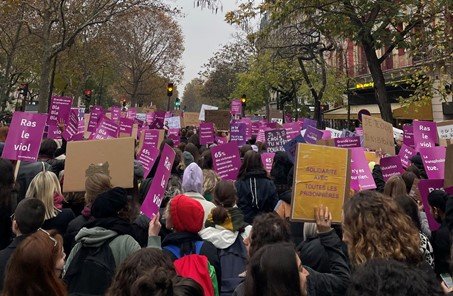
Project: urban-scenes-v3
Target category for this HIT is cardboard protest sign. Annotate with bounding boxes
[119,117,134,137]
[445,145,453,189]
[230,122,247,146]
[350,148,376,191]
[291,144,350,222]
[91,117,119,140]
[398,144,416,168]
[165,116,181,129]
[418,179,444,231]
[261,152,275,173]
[265,129,287,152]
[200,122,215,145]
[283,122,302,140]
[1,112,47,161]
[47,96,72,125]
[413,121,437,151]
[137,145,159,179]
[304,126,323,144]
[182,112,200,127]
[437,120,453,140]
[230,99,242,116]
[380,156,404,181]
[283,134,306,163]
[205,110,230,131]
[87,107,104,133]
[420,147,446,180]
[334,136,361,148]
[364,151,377,163]
[63,137,134,192]
[211,141,241,180]
[326,127,342,138]
[362,115,395,156]
[140,144,176,218]
[199,104,219,121]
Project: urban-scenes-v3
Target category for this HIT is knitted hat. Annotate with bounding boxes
[183,151,194,168]
[170,194,204,233]
[182,162,203,194]
[428,190,449,213]
[91,187,128,218]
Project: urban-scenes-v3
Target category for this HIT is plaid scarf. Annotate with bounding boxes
[205,207,248,232]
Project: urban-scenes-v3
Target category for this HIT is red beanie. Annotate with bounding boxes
[170,194,204,233]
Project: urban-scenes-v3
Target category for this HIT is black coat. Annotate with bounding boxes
[372,164,385,193]
[42,208,75,253]
[235,170,278,224]
[64,214,90,252]
[431,221,451,275]
[0,205,12,251]
[0,235,28,291]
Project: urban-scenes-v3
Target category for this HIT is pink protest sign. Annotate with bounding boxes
[91,117,119,140]
[230,99,242,116]
[168,128,179,137]
[211,141,241,180]
[149,111,165,129]
[137,145,159,178]
[265,129,287,152]
[355,127,363,136]
[252,121,262,135]
[420,147,446,180]
[334,136,361,148]
[47,96,72,125]
[283,122,302,140]
[111,107,121,121]
[322,130,332,140]
[143,129,161,148]
[398,144,416,168]
[239,118,252,140]
[119,117,134,136]
[350,148,376,191]
[126,108,137,120]
[87,107,104,133]
[140,144,176,218]
[261,152,275,173]
[216,136,228,145]
[380,156,404,181]
[46,124,62,140]
[168,134,180,146]
[2,112,47,161]
[303,126,323,144]
[63,108,82,141]
[418,179,444,231]
[200,122,215,145]
[230,122,247,146]
[284,113,293,123]
[413,121,437,151]
[403,124,414,147]
[302,118,317,130]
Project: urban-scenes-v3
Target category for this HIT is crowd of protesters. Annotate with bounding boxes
[1,122,453,296]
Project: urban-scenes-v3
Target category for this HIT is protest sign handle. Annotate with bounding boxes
[14,160,21,182]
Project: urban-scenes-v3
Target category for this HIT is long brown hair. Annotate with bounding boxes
[343,191,422,266]
[3,230,66,296]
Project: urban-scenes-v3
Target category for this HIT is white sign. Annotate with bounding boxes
[438,121,453,140]
[393,127,403,139]
[271,118,283,124]
[326,127,342,138]
[199,104,218,121]
[165,116,181,129]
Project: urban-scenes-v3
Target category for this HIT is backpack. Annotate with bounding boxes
[218,236,248,296]
[165,241,219,296]
[64,236,118,296]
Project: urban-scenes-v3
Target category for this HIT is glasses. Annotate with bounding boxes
[10,213,15,221]
[39,228,58,247]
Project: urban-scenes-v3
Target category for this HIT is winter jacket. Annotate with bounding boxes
[235,170,278,224]
[431,221,451,275]
[64,214,90,251]
[42,208,75,253]
[372,164,385,193]
[0,205,12,251]
[0,235,29,291]
[184,191,216,224]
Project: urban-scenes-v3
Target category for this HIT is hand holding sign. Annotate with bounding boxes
[315,205,333,233]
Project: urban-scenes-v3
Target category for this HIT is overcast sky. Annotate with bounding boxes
[175,1,238,93]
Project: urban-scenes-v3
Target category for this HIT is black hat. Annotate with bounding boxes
[428,190,449,212]
[91,187,128,218]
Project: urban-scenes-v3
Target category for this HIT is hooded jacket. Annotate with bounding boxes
[235,170,278,224]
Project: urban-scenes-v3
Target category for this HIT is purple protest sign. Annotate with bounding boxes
[119,117,134,136]
[143,129,161,148]
[418,179,444,231]
[403,124,414,147]
[283,134,305,163]
[168,128,179,137]
[322,130,332,140]
[261,152,275,173]
[413,121,437,151]
[398,144,417,168]
[380,156,404,181]
[230,99,242,116]
[284,113,293,123]
[200,122,215,145]
[146,112,154,124]
[302,118,317,130]
[216,136,228,145]
[149,111,165,129]
[239,118,252,140]
[91,117,119,140]
[47,96,72,125]
[420,147,446,179]
[168,134,180,146]
[140,144,176,218]
[350,148,376,191]
[63,108,82,141]
[230,122,247,146]
[252,121,262,136]
[265,129,287,152]
[46,124,62,140]
[283,122,302,140]
[137,145,159,178]
[126,108,137,120]
[211,141,242,180]
[334,136,361,148]
[111,107,121,121]
[1,112,47,161]
[256,128,267,143]
[355,127,363,136]
[304,126,323,144]
[87,107,104,133]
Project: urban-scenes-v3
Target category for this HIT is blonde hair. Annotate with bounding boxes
[84,172,113,204]
[343,190,422,266]
[26,171,62,220]
[203,169,220,195]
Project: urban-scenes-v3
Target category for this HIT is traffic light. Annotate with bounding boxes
[174,97,181,110]
[19,83,29,97]
[122,99,127,108]
[241,94,247,107]
[167,83,174,97]
[84,89,92,100]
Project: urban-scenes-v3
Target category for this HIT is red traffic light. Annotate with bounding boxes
[83,89,93,96]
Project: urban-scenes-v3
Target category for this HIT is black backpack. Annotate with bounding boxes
[64,236,118,296]
[218,236,248,296]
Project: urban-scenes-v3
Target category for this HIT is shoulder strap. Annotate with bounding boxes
[195,241,204,254]
[164,245,181,259]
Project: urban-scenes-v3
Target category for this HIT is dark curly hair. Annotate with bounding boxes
[249,213,291,257]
